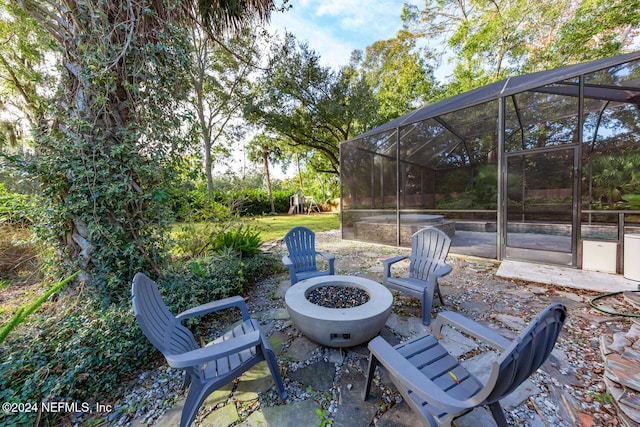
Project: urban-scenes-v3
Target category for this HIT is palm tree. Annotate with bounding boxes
[12,0,277,291]
[246,133,283,213]
[195,0,274,30]
[592,153,640,207]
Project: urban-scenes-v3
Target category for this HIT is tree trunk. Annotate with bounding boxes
[16,0,181,294]
[191,28,215,200]
[262,150,275,212]
[205,136,215,198]
[296,153,304,191]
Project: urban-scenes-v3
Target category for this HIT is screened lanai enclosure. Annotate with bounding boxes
[340,51,640,274]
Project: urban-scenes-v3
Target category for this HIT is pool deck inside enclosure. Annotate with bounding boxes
[344,215,640,276]
[353,214,456,244]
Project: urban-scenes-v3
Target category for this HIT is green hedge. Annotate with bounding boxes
[170,188,295,222]
[214,189,293,216]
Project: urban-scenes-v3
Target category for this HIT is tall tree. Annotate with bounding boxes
[403,0,640,93]
[402,0,566,93]
[350,30,440,123]
[245,34,378,175]
[526,0,640,71]
[0,1,53,151]
[11,0,276,299]
[189,24,267,198]
[246,132,282,212]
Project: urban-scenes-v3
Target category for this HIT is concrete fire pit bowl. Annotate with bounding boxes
[285,275,393,347]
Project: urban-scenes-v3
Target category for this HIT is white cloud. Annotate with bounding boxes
[315,1,357,17]
[269,11,351,68]
[269,0,417,69]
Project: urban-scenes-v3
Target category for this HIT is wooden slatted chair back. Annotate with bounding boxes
[488,303,567,403]
[409,228,451,282]
[284,226,318,273]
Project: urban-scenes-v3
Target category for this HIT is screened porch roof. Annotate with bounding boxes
[350,50,640,148]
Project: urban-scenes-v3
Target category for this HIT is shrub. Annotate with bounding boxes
[169,187,296,220]
[172,221,263,259]
[0,298,153,427]
[0,250,281,426]
[172,223,216,258]
[0,184,39,227]
[170,187,297,221]
[158,251,281,322]
[208,225,263,256]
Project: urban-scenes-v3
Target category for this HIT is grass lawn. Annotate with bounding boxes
[247,213,340,242]
[172,213,340,247]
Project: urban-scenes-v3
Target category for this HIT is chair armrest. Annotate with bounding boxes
[317,251,335,275]
[165,330,261,368]
[383,256,409,281]
[282,255,293,268]
[430,311,511,351]
[317,251,335,261]
[433,263,452,279]
[368,337,472,414]
[176,295,250,322]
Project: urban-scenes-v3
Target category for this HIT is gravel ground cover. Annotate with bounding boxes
[108,229,638,427]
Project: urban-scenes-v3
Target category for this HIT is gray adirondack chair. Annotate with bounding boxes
[131,273,287,427]
[363,303,567,427]
[383,227,452,325]
[282,226,335,285]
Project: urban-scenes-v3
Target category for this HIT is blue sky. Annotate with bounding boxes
[269,0,420,70]
[238,1,423,179]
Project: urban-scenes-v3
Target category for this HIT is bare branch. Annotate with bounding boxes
[16,0,69,43]
[104,0,136,71]
[0,53,36,111]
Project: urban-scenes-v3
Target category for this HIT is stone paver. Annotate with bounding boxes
[234,362,275,401]
[145,405,182,427]
[333,369,378,427]
[288,360,335,391]
[283,336,320,361]
[199,404,239,427]
[267,331,287,355]
[275,280,291,299]
[272,308,290,320]
[386,311,430,337]
[239,399,320,427]
[439,325,479,358]
[376,400,423,427]
[455,407,499,427]
[147,231,622,427]
[202,383,233,408]
[497,259,638,292]
[495,313,527,329]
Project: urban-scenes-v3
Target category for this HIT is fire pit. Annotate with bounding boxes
[285,275,393,347]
